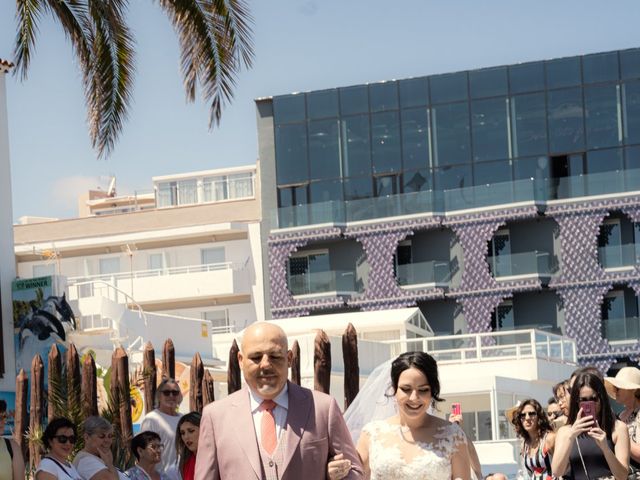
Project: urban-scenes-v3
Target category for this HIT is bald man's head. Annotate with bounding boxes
[238,322,292,399]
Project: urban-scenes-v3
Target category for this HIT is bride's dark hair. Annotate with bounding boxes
[388,351,444,403]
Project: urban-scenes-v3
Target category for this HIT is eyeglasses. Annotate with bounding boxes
[548,411,562,419]
[53,435,76,444]
[147,443,164,451]
[161,389,180,397]
[519,411,538,419]
[579,396,599,402]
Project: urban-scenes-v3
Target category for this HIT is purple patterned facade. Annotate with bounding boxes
[268,196,640,370]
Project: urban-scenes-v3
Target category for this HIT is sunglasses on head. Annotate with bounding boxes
[162,389,180,397]
[519,411,538,419]
[53,435,76,444]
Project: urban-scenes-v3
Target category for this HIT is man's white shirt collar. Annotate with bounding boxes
[249,382,289,413]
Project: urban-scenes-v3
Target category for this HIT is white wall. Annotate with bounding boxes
[0,68,16,391]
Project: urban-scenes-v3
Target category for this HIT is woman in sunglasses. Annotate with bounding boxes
[511,399,556,480]
[0,399,25,480]
[36,417,82,479]
[552,372,630,480]
[140,379,183,474]
[125,431,168,480]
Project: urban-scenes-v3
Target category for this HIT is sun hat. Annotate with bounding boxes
[604,366,640,399]
[505,401,522,423]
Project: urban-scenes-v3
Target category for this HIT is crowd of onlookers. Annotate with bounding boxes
[2,363,640,480]
[506,365,640,480]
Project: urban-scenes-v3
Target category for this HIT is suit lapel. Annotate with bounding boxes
[281,382,312,474]
[231,388,262,479]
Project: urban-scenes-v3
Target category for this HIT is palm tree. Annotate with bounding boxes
[13,0,254,158]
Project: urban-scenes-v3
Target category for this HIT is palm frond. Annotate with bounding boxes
[86,0,135,158]
[156,0,254,127]
[13,0,46,80]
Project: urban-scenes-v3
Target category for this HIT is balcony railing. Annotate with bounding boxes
[488,251,556,278]
[287,270,357,296]
[598,244,639,270]
[67,260,246,285]
[384,329,577,365]
[602,316,640,343]
[396,260,451,286]
[273,169,640,229]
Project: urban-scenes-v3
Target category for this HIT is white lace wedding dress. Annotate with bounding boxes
[363,419,467,480]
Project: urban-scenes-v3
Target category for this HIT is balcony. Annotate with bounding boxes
[602,316,640,344]
[273,169,640,230]
[598,244,639,270]
[287,270,358,297]
[488,251,555,281]
[68,261,250,306]
[396,261,451,287]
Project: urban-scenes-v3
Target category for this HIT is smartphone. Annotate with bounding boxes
[579,400,597,423]
[451,403,461,416]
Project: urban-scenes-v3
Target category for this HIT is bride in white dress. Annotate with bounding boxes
[328,352,470,480]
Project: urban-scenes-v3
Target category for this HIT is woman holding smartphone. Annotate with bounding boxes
[552,372,630,480]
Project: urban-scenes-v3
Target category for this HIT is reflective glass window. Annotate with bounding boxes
[402,108,430,170]
[307,89,338,119]
[469,67,508,99]
[310,179,343,203]
[585,84,622,149]
[340,115,371,177]
[375,174,400,196]
[509,62,545,94]
[370,82,398,112]
[430,72,468,104]
[513,156,550,181]
[344,177,373,200]
[547,88,585,153]
[623,80,640,144]
[511,93,547,157]
[583,52,619,84]
[434,164,472,190]
[403,169,432,192]
[626,145,640,169]
[546,57,581,89]
[278,187,293,208]
[340,85,369,115]
[273,94,305,124]
[587,148,623,173]
[621,49,640,80]
[309,119,341,179]
[399,77,429,108]
[474,160,512,185]
[432,102,471,166]
[471,98,510,162]
[275,123,308,184]
[371,111,401,174]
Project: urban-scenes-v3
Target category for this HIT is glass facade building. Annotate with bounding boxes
[272,48,640,227]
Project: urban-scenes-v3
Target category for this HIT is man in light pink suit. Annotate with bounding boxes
[195,322,363,480]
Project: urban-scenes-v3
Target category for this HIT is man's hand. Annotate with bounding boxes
[449,413,463,425]
[327,453,351,480]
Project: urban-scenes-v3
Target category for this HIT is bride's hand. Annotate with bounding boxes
[327,453,351,480]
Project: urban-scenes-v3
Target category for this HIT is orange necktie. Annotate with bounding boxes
[260,399,277,454]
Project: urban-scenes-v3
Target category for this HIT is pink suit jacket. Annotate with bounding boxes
[194,381,364,480]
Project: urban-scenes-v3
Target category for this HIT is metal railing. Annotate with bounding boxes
[287,270,358,296]
[67,260,247,285]
[383,329,577,364]
[273,168,640,229]
[488,251,556,278]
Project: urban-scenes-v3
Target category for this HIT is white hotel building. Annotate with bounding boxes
[13,164,263,365]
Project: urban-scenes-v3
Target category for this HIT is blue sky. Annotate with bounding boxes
[1,0,639,220]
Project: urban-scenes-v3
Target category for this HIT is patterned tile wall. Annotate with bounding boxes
[268,196,640,370]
